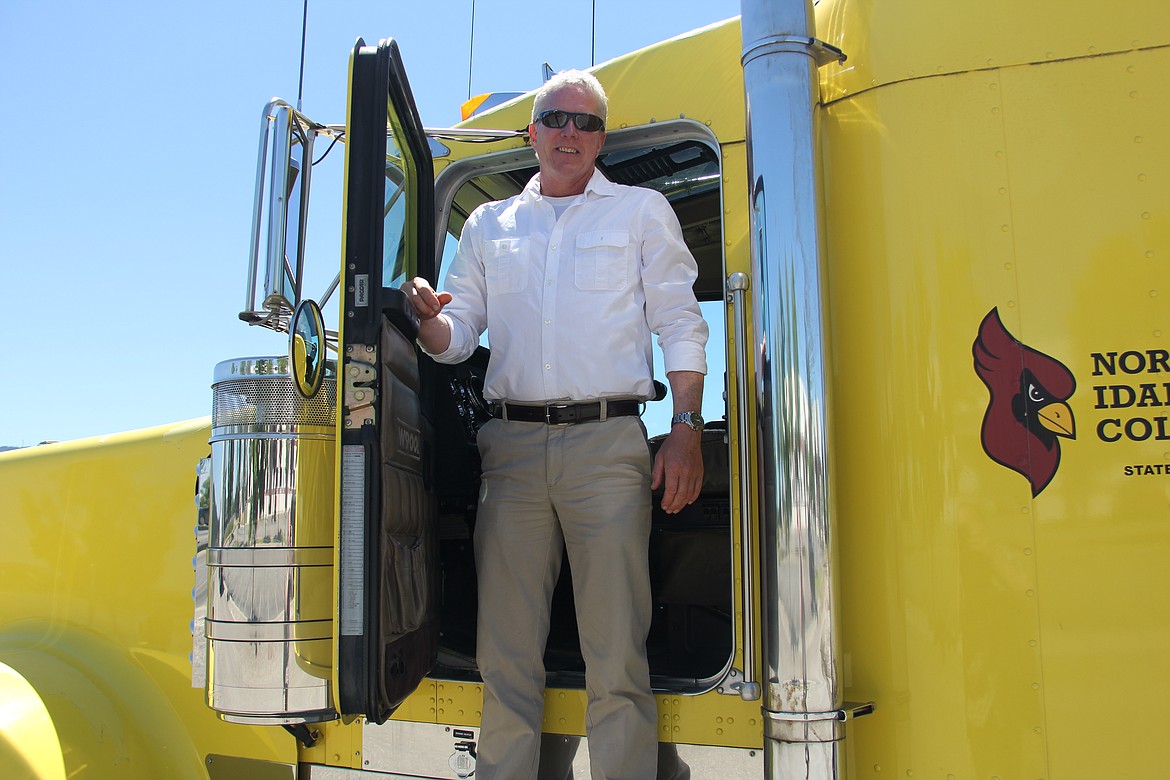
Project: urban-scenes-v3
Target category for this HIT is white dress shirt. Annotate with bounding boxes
[424,169,708,403]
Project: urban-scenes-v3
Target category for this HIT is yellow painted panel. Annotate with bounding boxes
[722,141,752,278]
[661,692,763,749]
[823,69,1052,780]
[0,661,66,780]
[459,18,746,147]
[300,719,362,769]
[816,0,1170,104]
[0,422,293,778]
[718,141,761,692]
[541,688,588,736]
[997,47,1170,779]
[391,678,439,722]
[822,33,1170,780]
[434,680,484,727]
[388,681,767,751]
[388,680,586,736]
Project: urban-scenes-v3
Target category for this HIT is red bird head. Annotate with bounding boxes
[973,308,1076,496]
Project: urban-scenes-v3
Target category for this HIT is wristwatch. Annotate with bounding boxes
[670,410,705,432]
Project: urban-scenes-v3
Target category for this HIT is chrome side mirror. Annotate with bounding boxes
[290,299,326,398]
[242,100,321,329]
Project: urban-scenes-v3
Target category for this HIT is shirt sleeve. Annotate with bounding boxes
[420,208,489,364]
[639,191,709,375]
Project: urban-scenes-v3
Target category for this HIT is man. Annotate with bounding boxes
[404,70,708,780]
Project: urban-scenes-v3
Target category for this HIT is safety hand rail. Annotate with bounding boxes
[727,271,760,701]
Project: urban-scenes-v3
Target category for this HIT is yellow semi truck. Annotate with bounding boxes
[3,0,1168,778]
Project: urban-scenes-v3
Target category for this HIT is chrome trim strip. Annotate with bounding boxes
[205,618,333,642]
[765,700,876,741]
[210,428,335,441]
[208,546,334,567]
[742,35,845,69]
[727,271,761,702]
[425,126,527,140]
[213,354,302,382]
[191,457,211,689]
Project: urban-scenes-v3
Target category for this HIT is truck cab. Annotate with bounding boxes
[3,1,1169,778]
[207,21,767,776]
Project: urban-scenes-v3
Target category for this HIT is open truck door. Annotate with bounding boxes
[335,38,438,724]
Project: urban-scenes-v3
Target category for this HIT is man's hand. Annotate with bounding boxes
[651,369,705,513]
[403,277,452,319]
[651,425,704,514]
[402,277,453,353]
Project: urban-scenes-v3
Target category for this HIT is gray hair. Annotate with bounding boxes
[531,69,609,123]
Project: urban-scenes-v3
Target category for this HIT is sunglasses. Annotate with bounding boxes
[535,109,606,133]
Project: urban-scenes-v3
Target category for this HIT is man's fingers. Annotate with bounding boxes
[662,485,700,514]
[659,475,700,514]
[404,278,449,318]
[404,281,427,310]
[655,435,704,514]
[650,452,665,491]
[418,290,441,315]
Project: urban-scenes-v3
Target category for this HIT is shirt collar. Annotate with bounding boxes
[523,168,618,202]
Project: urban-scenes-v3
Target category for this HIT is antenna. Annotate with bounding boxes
[297,0,309,111]
[467,0,477,100]
[591,0,596,66]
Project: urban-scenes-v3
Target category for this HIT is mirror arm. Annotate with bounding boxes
[319,273,341,310]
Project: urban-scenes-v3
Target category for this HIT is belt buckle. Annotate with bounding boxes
[545,403,575,425]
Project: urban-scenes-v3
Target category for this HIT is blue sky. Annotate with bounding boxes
[0,1,741,446]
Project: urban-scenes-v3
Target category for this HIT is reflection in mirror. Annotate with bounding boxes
[272,152,303,309]
[291,299,326,398]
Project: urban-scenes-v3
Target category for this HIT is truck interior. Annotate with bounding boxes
[407,125,735,694]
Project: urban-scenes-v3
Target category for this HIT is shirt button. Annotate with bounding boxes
[545,363,551,370]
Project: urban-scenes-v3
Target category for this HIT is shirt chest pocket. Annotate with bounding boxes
[484,238,528,295]
[574,229,631,291]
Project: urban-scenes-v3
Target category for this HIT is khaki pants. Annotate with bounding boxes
[473,415,657,780]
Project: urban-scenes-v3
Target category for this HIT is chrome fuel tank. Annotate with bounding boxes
[205,356,337,724]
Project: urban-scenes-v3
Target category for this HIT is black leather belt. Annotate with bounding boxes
[491,400,642,425]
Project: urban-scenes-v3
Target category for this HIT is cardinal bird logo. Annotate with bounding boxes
[973,308,1077,496]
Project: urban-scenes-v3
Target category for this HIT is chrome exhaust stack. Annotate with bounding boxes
[738,1,870,777]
